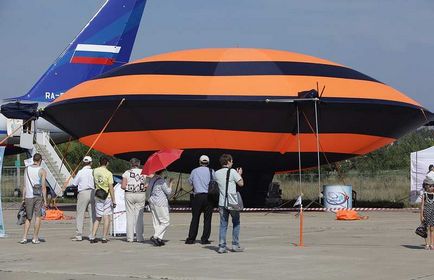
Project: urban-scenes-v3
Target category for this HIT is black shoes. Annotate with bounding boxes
[157,238,165,246]
[150,236,161,247]
[185,239,211,245]
[89,239,98,244]
[101,238,108,244]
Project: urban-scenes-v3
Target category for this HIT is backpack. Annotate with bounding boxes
[336,209,368,220]
[207,168,219,195]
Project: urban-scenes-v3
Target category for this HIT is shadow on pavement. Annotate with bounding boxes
[401,244,425,250]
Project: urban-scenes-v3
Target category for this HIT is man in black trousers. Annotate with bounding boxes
[185,155,215,244]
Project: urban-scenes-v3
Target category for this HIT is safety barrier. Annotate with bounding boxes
[169,207,419,212]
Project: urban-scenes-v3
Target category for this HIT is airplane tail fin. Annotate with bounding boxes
[16,0,147,102]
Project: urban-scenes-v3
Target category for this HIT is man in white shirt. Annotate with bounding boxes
[20,153,47,244]
[71,156,95,241]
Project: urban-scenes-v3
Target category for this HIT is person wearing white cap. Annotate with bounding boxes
[71,156,95,241]
[185,155,215,244]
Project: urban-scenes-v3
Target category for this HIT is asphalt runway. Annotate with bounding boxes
[0,205,431,280]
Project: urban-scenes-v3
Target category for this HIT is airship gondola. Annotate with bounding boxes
[43,48,433,206]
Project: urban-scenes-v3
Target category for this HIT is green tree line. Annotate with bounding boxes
[313,128,434,176]
[56,141,129,174]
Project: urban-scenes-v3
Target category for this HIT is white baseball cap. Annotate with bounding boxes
[83,156,92,163]
[199,155,209,163]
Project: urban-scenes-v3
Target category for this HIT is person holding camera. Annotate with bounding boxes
[20,153,47,244]
[185,155,215,245]
[215,154,244,254]
[89,157,116,244]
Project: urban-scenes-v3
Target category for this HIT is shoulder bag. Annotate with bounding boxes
[224,168,244,211]
[17,201,27,225]
[94,170,108,200]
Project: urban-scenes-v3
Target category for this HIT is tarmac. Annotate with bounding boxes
[0,204,432,280]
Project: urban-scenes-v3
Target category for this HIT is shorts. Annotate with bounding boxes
[95,197,113,218]
[25,197,43,220]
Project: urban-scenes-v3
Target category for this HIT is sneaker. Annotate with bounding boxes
[89,238,98,244]
[231,245,244,252]
[157,238,165,246]
[19,239,27,244]
[72,236,83,241]
[185,239,195,244]
[101,238,108,244]
[31,239,40,244]
[217,247,228,254]
[200,240,211,245]
[150,236,160,247]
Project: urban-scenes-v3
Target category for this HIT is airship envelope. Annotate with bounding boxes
[43,48,432,205]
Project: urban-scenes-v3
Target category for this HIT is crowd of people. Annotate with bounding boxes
[19,152,244,253]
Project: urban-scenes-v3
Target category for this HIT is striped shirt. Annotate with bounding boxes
[148,176,171,207]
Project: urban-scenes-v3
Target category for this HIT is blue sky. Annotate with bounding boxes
[1,0,434,110]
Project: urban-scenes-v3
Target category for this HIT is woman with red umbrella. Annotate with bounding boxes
[142,149,182,246]
[147,170,173,246]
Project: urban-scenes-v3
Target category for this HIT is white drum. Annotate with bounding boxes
[323,185,352,209]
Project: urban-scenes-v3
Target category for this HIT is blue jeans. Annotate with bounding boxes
[219,207,240,248]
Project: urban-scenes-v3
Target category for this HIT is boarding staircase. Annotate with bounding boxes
[5,118,73,197]
[30,131,72,197]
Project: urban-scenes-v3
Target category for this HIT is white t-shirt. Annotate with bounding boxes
[72,166,94,192]
[25,165,42,198]
[122,168,147,192]
[215,167,242,207]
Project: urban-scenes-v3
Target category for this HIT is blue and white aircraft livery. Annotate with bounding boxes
[0,0,147,145]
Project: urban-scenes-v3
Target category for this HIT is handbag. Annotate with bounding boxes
[95,188,108,200]
[207,168,219,196]
[207,168,219,205]
[224,168,244,211]
[416,222,428,238]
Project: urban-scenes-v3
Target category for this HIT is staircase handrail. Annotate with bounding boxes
[46,133,74,174]
[35,131,72,186]
[32,144,63,196]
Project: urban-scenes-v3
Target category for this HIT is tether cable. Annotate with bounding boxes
[62,98,125,189]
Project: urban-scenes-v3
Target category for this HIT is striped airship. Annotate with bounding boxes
[43,48,432,205]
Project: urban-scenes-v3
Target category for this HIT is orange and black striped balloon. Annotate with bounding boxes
[43,48,432,173]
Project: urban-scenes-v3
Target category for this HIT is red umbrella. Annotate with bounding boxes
[141,149,184,175]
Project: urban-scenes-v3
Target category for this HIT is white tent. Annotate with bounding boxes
[410,146,434,203]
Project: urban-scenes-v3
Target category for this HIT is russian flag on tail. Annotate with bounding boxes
[71,44,121,65]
